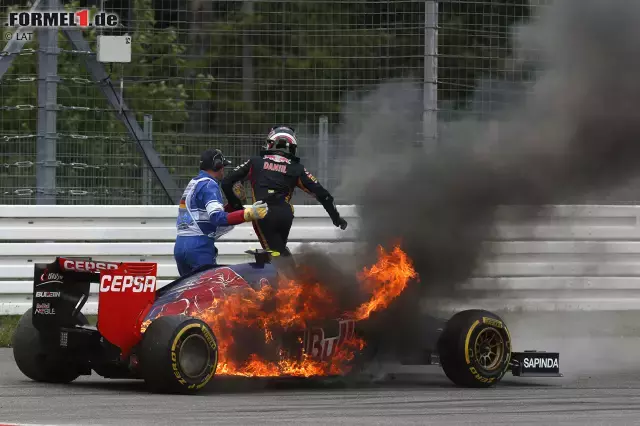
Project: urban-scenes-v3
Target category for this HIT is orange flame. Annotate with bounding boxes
[140,243,416,378]
[215,336,366,377]
[354,244,418,320]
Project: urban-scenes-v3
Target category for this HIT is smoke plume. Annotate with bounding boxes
[218,0,640,377]
[334,0,640,307]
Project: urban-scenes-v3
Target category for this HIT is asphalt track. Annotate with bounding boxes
[3,311,640,425]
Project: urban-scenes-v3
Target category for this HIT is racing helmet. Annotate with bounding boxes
[264,125,297,156]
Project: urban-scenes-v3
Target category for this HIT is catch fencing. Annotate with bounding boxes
[3,204,640,315]
[1,0,548,206]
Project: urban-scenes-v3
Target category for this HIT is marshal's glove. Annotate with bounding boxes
[243,201,268,221]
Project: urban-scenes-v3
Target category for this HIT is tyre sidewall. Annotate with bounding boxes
[139,316,218,393]
[459,314,511,386]
[438,310,512,387]
[170,320,218,390]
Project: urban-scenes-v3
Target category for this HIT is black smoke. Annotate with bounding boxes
[228,0,640,369]
[334,0,640,308]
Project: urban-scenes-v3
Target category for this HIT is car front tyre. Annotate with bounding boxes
[437,309,512,388]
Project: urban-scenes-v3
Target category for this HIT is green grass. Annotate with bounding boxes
[0,316,20,347]
[0,314,97,348]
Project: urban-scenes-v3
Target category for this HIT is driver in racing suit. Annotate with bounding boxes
[220,125,347,257]
[173,149,269,277]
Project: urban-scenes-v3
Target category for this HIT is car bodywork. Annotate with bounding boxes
[22,250,562,389]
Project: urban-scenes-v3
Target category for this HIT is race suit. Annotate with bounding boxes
[174,171,238,276]
[220,149,344,256]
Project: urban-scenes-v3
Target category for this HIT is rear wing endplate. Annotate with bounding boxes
[32,257,158,356]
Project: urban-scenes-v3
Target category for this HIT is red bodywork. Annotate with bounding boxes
[58,258,158,357]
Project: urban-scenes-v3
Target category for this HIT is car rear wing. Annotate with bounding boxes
[32,257,98,330]
[32,257,158,356]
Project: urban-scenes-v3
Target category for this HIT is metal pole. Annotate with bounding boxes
[128,0,134,34]
[142,115,153,205]
[36,0,58,204]
[62,28,182,204]
[242,1,254,105]
[423,0,438,151]
[318,116,329,187]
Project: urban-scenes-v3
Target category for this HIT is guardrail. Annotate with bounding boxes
[3,204,640,314]
[0,204,357,315]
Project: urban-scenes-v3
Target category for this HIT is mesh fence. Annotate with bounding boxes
[1,0,542,205]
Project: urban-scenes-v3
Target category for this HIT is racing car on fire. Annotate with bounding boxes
[11,249,562,394]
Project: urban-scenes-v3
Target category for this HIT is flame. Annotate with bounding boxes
[215,336,366,377]
[354,244,418,320]
[140,243,416,378]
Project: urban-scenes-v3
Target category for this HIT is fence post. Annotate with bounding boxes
[242,0,254,105]
[318,116,329,187]
[142,114,153,205]
[36,0,58,205]
[423,0,438,151]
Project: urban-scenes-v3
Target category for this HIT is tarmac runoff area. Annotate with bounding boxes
[2,311,640,425]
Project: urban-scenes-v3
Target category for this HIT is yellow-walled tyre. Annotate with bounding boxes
[437,309,511,388]
[138,315,218,394]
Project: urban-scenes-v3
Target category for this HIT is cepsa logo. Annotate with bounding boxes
[100,275,157,293]
[4,9,119,29]
[63,259,119,272]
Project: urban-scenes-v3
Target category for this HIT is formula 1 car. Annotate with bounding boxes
[11,250,562,394]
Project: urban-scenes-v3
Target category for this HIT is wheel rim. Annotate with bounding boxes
[179,334,210,378]
[473,327,505,372]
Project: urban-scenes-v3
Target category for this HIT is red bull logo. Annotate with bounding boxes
[304,319,356,361]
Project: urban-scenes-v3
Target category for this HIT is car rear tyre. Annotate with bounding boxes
[437,309,511,388]
[12,308,89,384]
[138,315,218,394]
